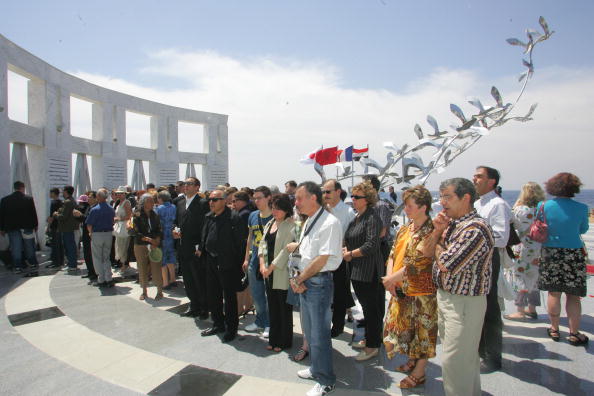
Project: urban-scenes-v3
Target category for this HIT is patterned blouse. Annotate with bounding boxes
[511,205,541,292]
[391,219,436,296]
[432,210,494,296]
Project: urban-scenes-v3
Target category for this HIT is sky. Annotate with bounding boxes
[2,0,594,191]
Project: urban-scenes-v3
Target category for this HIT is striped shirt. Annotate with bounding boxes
[432,210,494,296]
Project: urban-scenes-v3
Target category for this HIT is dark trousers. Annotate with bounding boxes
[82,234,97,280]
[62,231,77,268]
[265,273,293,349]
[479,248,503,365]
[180,249,208,314]
[352,278,383,348]
[332,260,355,332]
[206,256,239,334]
[50,230,64,266]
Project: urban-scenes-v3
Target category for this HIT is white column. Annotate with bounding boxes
[0,57,10,198]
[92,103,126,189]
[203,122,229,189]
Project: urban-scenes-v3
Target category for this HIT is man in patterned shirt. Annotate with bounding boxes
[423,178,494,396]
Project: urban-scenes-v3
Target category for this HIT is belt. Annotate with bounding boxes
[310,271,332,278]
[93,230,112,233]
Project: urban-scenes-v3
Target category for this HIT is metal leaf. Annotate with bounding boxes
[383,141,399,152]
[467,97,485,112]
[450,103,467,123]
[526,28,542,41]
[506,38,527,48]
[414,124,424,140]
[491,86,503,107]
[525,103,538,118]
[539,16,550,36]
[518,71,528,82]
[427,115,439,132]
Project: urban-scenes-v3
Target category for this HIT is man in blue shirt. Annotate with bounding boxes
[86,188,115,287]
[242,185,273,336]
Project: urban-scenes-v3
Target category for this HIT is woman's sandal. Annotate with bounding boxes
[398,374,425,389]
[139,293,147,301]
[292,348,309,362]
[155,293,163,301]
[395,359,417,373]
[567,332,589,346]
[547,328,560,342]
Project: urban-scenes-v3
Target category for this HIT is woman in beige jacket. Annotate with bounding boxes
[259,194,297,352]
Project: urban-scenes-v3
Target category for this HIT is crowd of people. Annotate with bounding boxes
[0,168,590,396]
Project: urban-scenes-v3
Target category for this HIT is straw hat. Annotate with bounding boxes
[115,186,127,194]
[148,246,163,262]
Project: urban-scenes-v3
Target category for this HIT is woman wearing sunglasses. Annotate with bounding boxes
[343,181,383,362]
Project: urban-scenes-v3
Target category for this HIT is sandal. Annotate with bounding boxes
[139,293,147,300]
[395,359,417,373]
[398,374,425,389]
[524,311,538,320]
[155,292,163,301]
[547,328,560,342]
[292,348,309,362]
[266,345,274,351]
[568,332,589,346]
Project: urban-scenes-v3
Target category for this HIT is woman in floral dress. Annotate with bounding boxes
[382,185,437,389]
[505,182,545,320]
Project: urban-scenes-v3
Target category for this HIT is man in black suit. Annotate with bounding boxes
[173,177,209,319]
[198,189,248,342]
[0,181,39,274]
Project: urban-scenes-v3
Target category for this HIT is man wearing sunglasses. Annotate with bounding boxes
[198,189,248,342]
[174,177,209,319]
[322,179,355,338]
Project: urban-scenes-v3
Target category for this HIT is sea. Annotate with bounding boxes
[500,189,594,210]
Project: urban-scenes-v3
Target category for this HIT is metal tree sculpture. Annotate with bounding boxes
[328,16,553,201]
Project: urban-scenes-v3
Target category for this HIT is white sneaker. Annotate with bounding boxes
[306,383,335,396]
[297,368,315,380]
[262,327,270,338]
[244,323,261,332]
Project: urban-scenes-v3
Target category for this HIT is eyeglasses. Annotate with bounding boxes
[208,197,224,202]
[322,190,335,194]
[351,195,365,200]
[184,182,198,186]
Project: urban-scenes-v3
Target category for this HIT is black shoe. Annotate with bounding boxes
[201,327,225,337]
[331,327,343,338]
[180,309,198,318]
[107,280,115,288]
[480,360,502,373]
[81,274,90,279]
[95,281,108,287]
[198,311,209,320]
[222,332,236,343]
[87,280,97,285]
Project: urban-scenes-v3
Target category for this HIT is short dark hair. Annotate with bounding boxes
[233,191,250,203]
[362,174,381,192]
[176,180,184,187]
[545,172,582,197]
[146,183,155,189]
[254,185,272,197]
[477,166,500,187]
[271,194,294,218]
[13,181,24,190]
[63,185,74,196]
[326,179,342,192]
[440,178,477,202]
[298,181,323,206]
[185,177,201,187]
[285,180,297,188]
[87,190,97,199]
[50,187,60,195]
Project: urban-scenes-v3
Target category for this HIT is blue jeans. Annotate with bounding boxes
[300,272,335,386]
[62,231,77,268]
[248,257,269,328]
[8,229,38,269]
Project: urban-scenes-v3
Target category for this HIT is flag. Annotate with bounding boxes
[299,147,320,165]
[344,146,368,161]
[315,147,339,166]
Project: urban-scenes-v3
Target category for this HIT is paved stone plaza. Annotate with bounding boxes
[1,227,592,396]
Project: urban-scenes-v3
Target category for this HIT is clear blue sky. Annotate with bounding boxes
[2,1,594,190]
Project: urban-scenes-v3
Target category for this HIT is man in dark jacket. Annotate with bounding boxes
[54,185,79,272]
[173,177,210,318]
[198,189,248,342]
[47,188,64,268]
[0,181,39,274]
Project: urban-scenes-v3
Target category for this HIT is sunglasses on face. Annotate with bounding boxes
[351,195,365,200]
[208,197,224,202]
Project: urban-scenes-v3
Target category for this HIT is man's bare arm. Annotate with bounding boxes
[296,254,330,284]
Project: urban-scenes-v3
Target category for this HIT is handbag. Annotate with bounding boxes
[527,202,548,243]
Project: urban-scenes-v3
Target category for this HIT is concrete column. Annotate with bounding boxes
[92,103,126,189]
[0,58,10,198]
[203,122,229,189]
[149,115,178,186]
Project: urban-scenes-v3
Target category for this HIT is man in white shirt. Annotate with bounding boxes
[323,179,356,337]
[473,166,511,372]
[292,181,342,396]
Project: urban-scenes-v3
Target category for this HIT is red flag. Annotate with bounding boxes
[315,147,339,166]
